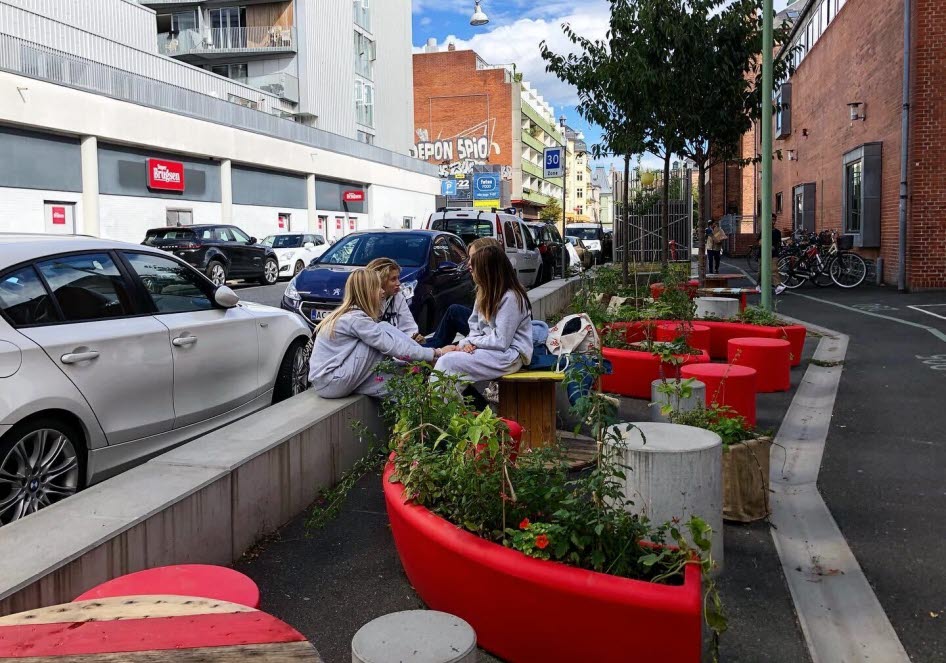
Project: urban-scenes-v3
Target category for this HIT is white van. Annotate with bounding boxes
[426,208,541,287]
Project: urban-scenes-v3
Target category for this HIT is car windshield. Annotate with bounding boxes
[317,234,430,267]
[143,229,196,245]
[430,218,494,246]
[263,235,304,249]
[568,228,600,241]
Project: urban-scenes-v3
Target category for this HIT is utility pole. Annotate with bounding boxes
[760,0,774,311]
[559,116,568,279]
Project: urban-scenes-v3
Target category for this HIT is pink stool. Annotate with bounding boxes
[655,322,711,354]
[73,564,261,608]
[680,363,757,427]
[728,337,792,392]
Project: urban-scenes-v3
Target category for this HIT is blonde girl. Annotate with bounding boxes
[365,257,424,343]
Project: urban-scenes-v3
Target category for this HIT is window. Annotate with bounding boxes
[431,237,452,266]
[354,32,375,80]
[576,206,584,215]
[355,79,374,127]
[230,227,251,243]
[806,20,814,54]
[776,83,792,139]
[0,266,58,327]
[792,183,816,233]
[210,64,248,83]
[447,237,468,264]
[503,221,518,249]
[166,209,193,226]
[353,0,371,31]
[357,130,375,145]
[124,253,213,314]
[520,222,537,251]
[820,0,829,35]
[845,162,862,234]
[36,253,131,322]
[577,173,583,182]
[577,189,584,200]
[775,192,783,214]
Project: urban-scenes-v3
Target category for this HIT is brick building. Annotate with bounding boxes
[707,0,946,289]
[412,43,565,219]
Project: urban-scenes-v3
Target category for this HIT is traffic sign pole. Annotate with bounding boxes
[561,150,567,279]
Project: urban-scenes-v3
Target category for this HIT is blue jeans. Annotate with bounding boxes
[424,304,472,348]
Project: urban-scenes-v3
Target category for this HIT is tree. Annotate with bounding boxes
[539,197,563,224]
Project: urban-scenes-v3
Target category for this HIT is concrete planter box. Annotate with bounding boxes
[722,437,772,523]
[382,461,703,663]
[649,378,706,423]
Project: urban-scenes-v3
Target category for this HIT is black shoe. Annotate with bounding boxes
[462,385,490,412]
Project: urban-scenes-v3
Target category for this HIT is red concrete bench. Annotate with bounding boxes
[650,280,700,300]
[697,320,806,365]
[73,564,261,609]
[728,337,792,393]
[680,363,758,427]
[601,320,655,345]
[601,347,710,399]
[655,322,711,354]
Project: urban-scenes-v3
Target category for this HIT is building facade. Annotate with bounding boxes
[593,166,614,230]
[0,0,437,242]
[707,0,946,289]
[412,45,564,220]
[563,127,593,223]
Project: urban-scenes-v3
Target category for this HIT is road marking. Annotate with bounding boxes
[790,293,946,343]
[769,327,911,663]
[909,304,946,321]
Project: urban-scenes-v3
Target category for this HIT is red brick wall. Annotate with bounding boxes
[412,51,513,169]
[908,0,946,289]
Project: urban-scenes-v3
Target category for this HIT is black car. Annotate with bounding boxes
[525,221,569,283]
[282,230,474,334]
[142,225,279,286]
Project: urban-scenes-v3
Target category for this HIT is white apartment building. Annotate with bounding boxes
[0,0,435,242]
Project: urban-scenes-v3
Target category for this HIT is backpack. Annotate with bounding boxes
[546,313,601,372]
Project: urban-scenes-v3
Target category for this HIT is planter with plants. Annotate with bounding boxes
[669,402,772,522]
[601,337,710,399]
[375,360,723,663]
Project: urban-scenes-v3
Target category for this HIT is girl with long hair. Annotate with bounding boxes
[365,257,424,343]
[309,269,452,398]
[433,244,532,396]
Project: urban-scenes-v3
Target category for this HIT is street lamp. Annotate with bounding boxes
[470,1,489,26]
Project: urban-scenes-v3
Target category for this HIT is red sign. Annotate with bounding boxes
[147,158,185,192]
[51,206,66,225]
[278,214,288,229]
[335,217,343,230]
[349,218,356,231]
[317,218,323,230]
[343,190,365,203]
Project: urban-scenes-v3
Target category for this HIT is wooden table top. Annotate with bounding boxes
[0,595,323,661]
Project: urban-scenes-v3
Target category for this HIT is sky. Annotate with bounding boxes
[411,0,792,173]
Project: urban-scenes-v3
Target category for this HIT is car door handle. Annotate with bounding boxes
[60,351,100,364]
[172,335,198,347]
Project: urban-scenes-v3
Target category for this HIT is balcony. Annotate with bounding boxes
[240,71,299,103]
[159,26,296,63]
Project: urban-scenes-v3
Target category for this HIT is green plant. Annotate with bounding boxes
[669,404,756,449]
[654,377,698,418]
[736,305,784,327]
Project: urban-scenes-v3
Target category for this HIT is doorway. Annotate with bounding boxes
[210,7,247,49]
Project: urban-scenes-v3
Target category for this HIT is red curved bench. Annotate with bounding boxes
[601,347,710,399]
[680,363,758,427]
[601,320,655,345]
[655,322,711,354]
[697,321,806,365]
[728,337,792,393]
[73,564,261,609]
[649,280,699,300]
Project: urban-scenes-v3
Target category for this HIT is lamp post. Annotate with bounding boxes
[559,114,568,279]
[470,1,489,26]
[760,0,774,311]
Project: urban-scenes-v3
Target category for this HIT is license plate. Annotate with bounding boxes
[310,308,332,321]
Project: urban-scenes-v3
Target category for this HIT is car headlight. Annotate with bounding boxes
[401,280,418,302]
[284,277,301,302]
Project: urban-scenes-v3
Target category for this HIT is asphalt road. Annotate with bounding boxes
[232,280,290,308]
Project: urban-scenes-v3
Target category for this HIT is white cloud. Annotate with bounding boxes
[419,16,432,27]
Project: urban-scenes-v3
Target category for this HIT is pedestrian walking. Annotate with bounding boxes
[706,220,725,274]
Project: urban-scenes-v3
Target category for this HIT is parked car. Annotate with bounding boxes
[525,221,569,284]
[566,224,610,263]
[0,234,311,525]
[142,224,280,287]
[282,230,474,334]
[261,232,329,279]
[566,236,594,271]
[426,208,541,287]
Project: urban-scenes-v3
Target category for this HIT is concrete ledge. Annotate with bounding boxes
[529,276,579,322]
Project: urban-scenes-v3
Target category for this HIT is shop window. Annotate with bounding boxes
[842,143,882,248]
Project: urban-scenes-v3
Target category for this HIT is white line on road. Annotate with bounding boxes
[790,292,946,343]
[908,304,946,321]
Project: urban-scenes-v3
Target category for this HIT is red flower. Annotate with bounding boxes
[410,365,422,374]
[375,375,384,383]
[519,518,531,530]
[534,534,549,550]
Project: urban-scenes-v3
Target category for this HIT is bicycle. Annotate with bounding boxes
[778,230,867,289]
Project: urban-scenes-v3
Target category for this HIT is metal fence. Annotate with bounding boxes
[0,33,438,177]
[614,173,694,264]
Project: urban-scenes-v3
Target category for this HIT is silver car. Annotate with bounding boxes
[0,234,311,525]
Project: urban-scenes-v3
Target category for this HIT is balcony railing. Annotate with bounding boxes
[239,71,299,103]
[159,26,296,57]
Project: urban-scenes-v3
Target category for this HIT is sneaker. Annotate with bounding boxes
[755,285,762,293]
[775,284,786,295]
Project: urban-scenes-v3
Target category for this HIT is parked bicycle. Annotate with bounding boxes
[778,229,867,289]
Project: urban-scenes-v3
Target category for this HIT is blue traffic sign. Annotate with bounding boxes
[473,173,500,200]
[441,179,458,196]
[543,147,564,178]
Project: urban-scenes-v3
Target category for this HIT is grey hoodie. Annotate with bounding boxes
[309,309,434,398]
[380,292,419,336]
[460,291,533,364]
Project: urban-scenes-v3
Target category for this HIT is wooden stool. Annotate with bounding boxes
[74,564,261,608]
[497,371,565,450]
[728,337,792,393]
[680,363,758,427]
[655,322,711,354]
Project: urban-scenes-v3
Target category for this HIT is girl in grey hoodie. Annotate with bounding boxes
[434,244,532,394]
[309,269,453,398]
[366,257,424,343]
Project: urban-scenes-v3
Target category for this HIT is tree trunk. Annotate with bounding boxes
[661,151,671,265]
[698,158,707,286]
[622,153,630,286]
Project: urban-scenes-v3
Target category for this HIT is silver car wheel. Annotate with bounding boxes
[0,428,79,526]
[264,260,278,285]
[290,343,309,395]
[209,263,226,286]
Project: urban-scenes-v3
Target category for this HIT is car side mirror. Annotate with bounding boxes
[304,242,315,248]
[214,285,240,308]
[248,237,258,245]
[437,261,458,272]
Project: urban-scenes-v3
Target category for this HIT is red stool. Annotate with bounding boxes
[680,363,757,427]
[728,337,792,392]
[655,322,711,354]
[73,564,261,608]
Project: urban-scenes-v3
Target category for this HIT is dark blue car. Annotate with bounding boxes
[281,230,474,334]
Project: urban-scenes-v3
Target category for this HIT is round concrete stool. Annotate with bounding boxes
[352,610,477,663]
[608,422,723,568]
[728,337,791,392]
[695,296,740,319]
[649,378,706,423]
[655,322,711,354]
[73,564,260,608]
[680,363,757,427]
